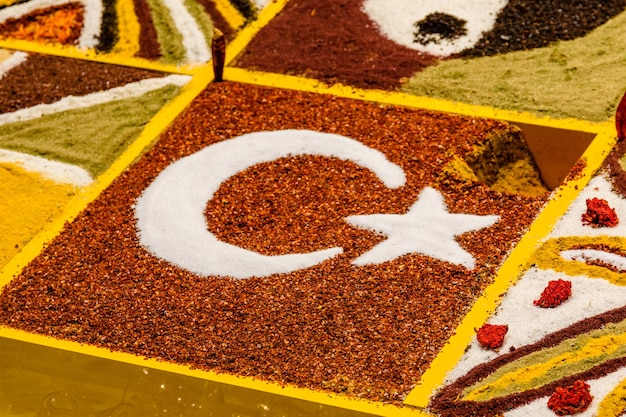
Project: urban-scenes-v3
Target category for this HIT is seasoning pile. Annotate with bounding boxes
[0,81,551,404]
[0,1,625,416]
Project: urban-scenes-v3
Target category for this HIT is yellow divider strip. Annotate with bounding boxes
[213,0,246,30]
[0,39,199,75]
[0,325,430,417]
[404,126,617,408]
[223,67,607,133]
[223,0,289,65]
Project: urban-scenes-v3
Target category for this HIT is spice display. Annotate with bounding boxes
[234,0,626,122]
[432,107,626,416]
[1,1,626,415]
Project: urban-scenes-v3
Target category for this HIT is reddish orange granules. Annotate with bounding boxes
[534,279,572,308]
[476,324,508,350]
[0,4,84,45]
[582,198,619,228]
[547,380,593,415]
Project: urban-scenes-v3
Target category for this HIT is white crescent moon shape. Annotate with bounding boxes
[135,129,406,279]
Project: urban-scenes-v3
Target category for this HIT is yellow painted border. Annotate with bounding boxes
[213,0,246,30]
[0,39,200,75]
[0,325,428,417]
[223,67,607,134]
[223,0,289,64]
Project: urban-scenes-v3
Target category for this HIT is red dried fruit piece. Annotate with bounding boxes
[476,323,508,350]
[547,380,593,415]
[534,279,572,308]
[581,198,619,228]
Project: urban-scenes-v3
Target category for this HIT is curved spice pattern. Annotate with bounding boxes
[0,0,238,65]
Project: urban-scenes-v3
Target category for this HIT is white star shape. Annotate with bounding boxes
[345,187,500,269]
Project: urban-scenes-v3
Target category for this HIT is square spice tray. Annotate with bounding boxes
[0,73,616,416]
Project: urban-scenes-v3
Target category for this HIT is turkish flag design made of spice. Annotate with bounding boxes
[0,81,549,402]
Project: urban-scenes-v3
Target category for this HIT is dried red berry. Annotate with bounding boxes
[534,279,572,308]
[581,198,619,228]
[547,380,593,415]
[476,323,508,350]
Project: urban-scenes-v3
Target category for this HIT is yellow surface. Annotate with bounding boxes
[213,0,246,30]
[0,327,428,417]
[0,163,76,267]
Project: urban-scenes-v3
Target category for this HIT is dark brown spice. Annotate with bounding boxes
[0,53,166,114]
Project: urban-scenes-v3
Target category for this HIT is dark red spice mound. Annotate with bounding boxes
[617,90,626,142]
[547,380,593,415]
[476,324,508,350]
[582,198,619,228]
[534,279,572,308]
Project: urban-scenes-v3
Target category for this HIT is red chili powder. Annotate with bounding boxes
[534,279,572,308]
[476,323,508,350]
[547,380,593,415]
[582,198,619,228]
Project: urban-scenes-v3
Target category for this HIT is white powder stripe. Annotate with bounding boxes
[0,51,27,80]
[0,0,103,48]
[250,0,270,8]
[561,249,626,272]
[0,149,93,186]
[160,0,211,63]
[0,74,191,125]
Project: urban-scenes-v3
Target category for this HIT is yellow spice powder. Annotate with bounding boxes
[0,162,76,266]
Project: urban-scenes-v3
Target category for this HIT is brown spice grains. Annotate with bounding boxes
[0,53,166,113]
[0,82,548,403]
